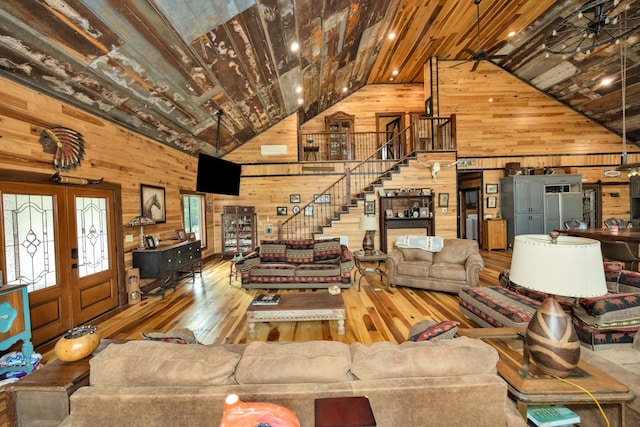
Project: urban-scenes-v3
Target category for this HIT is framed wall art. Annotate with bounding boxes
[438,193,449,208]
[487,196,497,209]
[364,201,375,215]
[176,228,187,241]
[304,205,314,216]
[277,206,288,216]
[314,194,330,204]
[290,194,300,203]
[486,184,498,194]
[140,184,166,223]
[187,232,196,242]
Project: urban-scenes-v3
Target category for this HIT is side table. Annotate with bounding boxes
[352,250,389,291]
[7,339,125,426]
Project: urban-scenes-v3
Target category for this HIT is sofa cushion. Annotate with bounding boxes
[459,286,535,328]
[408,320,460,342]
[285,248,314,264]
[396,260,431,277]
[90,341,240,387]
[576,293,640,325]
[235,341,352,384]
[259,242,287,262]
[433,239,478,265]
[313,238,342,262]
[396,247,434,262]
[429,263,466,281]
[618,271,640,293]
[294,263,341,283]
[285,239,315,249]
[350,337,498,380]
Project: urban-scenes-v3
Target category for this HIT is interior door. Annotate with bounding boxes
[0,182,118,345]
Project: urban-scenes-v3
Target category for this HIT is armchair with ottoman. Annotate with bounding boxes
[235,238,354,290]
[60,337,525,427]
[386,237,484,293]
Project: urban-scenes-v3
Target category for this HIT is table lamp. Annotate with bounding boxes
[359,214,378,255]
[509,232,607,377]
[126,215,156,249]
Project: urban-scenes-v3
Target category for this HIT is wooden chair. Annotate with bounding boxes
[600,240,640,271]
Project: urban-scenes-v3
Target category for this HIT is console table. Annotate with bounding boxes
[132,240,202,299]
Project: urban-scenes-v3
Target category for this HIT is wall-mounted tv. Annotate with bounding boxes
[195,153,242,196]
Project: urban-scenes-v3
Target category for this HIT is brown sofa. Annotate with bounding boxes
[386,238,484,293]
[235,238,354,289]
[60,338,525,427]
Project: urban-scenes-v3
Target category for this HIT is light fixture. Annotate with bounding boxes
[126,215,156,249]
[388,32,396,40]
[508,31,516,37]
[509,233,607,377]
[543,0,639,55]
[359,214,378,255]
[290,41,299,52]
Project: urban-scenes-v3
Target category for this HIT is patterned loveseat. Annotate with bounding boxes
[458,262,640,350]
[235,238,354,290]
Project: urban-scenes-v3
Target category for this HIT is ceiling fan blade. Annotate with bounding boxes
[464,47,477,57]
[450,58,473,68]
[471,60,480,72]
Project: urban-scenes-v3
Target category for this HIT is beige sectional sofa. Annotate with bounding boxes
[60,338,525,427]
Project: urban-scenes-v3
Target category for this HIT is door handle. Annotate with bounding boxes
[71,248,78,259]
[71,263,78,269]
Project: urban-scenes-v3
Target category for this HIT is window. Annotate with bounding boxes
[182,193,206,247]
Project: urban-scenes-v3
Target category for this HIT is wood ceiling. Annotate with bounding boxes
[0,0,638,157]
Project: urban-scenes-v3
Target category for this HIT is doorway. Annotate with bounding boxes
[458,172,483,242]
[376,113,405,159]
[0,180,120,345]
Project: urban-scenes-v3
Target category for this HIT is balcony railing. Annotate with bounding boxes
[300,115,456,162]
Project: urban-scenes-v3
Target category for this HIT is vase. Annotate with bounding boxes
[54,325,100,362]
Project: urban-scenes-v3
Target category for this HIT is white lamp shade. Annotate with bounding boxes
[509,234,607,298]
[359,214,378,231]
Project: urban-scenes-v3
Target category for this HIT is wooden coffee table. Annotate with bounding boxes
[246,293,345,338]
[458,328,634,424]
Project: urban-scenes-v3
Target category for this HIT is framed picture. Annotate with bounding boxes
[486,184,498,194]
[386,209,394,218]
[290,194,301,203]
[438,193,449,207]
[424,97,433,117]
[176,228,187,241]
[264,223,274,235]
[187,232,196,242]
[140,184,166,223]
[277,206,287,216]
[314,194,330,204]
[292,205,300,214]
[304,205,314,216]
[364,201,375,215]
[487,196,497,208]
[144,235,157,249]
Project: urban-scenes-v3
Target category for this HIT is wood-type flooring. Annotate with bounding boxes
[39,248,511,358]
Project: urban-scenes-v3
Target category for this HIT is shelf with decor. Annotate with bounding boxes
[379,189,434,253]
[221,206,257,258]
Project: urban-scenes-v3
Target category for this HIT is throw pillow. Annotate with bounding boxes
[408,320,459,342]
[140,328,199,344]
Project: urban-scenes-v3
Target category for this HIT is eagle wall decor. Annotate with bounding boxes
[39,126,85,172]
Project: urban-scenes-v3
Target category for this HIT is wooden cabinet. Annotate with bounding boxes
[132,240,201,299]
[325,111,354,160]
[222,206,257,257]
[482,219,507,251]
[379,191,434,253]
[0,285,33,378]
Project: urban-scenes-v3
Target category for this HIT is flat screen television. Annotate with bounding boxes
[195,153,242,196]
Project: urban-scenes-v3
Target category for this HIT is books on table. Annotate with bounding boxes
[251,293,281,306]
[527,405,580,427]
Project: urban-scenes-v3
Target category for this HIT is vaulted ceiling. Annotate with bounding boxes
[0,0,638,157]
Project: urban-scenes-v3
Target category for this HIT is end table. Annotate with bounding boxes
[352,250,389,291]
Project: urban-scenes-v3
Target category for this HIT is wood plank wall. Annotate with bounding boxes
[0,65,638,264]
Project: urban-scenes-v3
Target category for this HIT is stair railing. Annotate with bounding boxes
[278,124,415,240]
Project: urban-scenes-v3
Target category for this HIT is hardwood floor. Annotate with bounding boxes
[38,249,512,360]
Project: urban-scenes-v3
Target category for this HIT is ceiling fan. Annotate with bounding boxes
[454,0,507,71]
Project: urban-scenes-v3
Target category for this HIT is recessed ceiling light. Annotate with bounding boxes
[601,77,613,86]
[297,98,303,105]
[342,87,348,93]
[389,77,394,82]
[392,70,399,76]
[295,86,302,94]
[508,31,516,38]
[290,41,299,52]
[388,33,396,40]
